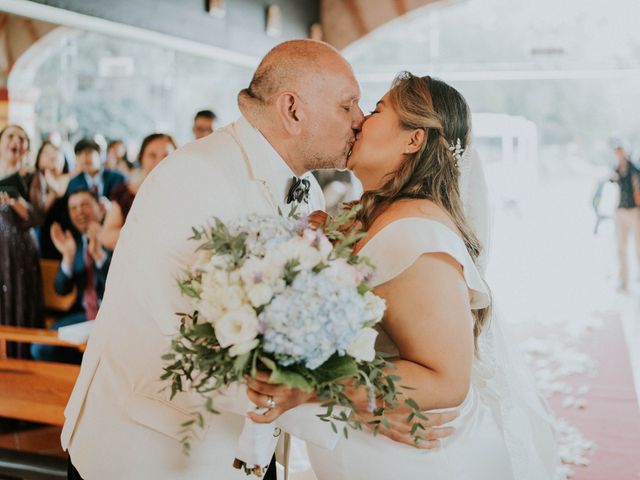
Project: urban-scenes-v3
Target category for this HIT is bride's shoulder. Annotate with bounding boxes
[368,199,459,237]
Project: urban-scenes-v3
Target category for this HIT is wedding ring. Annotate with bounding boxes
[266,395,276,409]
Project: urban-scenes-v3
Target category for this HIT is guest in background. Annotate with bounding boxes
[0,125,45,358]
[46,131,76,174]
[100,133,176,250]
[610,144,640,291]
[67,138,126,201]
[66,138,126,223]
[35,141,72,259]
[31,188,111,363]
[192,109,217,139]
[105,139,134,177]
[36,141,70,197]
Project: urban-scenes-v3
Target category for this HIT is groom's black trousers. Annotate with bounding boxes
[68,454,277,479]
[264,455,277,480]
[67,458,83,480]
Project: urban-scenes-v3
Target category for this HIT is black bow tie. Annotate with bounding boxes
[286,176,311,204]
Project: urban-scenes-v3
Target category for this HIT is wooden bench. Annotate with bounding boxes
[0,326,86,361]
[0,358,79,426]
[0,326,84,425]
[40,259,76,328]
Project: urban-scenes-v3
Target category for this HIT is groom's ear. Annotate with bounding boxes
[405,129,425,155]
[274,92,304,135]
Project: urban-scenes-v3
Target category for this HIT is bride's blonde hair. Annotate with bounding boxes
[353,72,490,343]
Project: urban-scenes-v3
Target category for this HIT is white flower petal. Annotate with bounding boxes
[215,306,259,348]
[347,327,378,362]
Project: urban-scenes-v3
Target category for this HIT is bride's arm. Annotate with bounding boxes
[248,252,473,414]
[361,251,475,412]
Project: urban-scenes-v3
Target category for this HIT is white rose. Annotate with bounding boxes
[271,278,286,294]
[317,234,333,259]
[213,269,231,285]
[200,270,219,291]
[192,250,215,272]
[239,257,263,285]
[215,306,259,348]
[347,327,378,362]
[229,338,260,357]
[229,270,241,284]
[218,285,246,310]
[302,228,317,244]
[262,255,286,283]
[280,237,323,270]
[363,291,386,323]
[321,258,360,287]
[210,254,233,269]
[196,294,223,322]
[247,283,274,308]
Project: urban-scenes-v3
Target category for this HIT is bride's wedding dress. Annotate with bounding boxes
[306,217,560,479]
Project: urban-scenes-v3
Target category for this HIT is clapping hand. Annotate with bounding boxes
[0,191,12,205]
[86,221,105,263]
[50,222,76,265]
[98,197,110,222]
[0,191,30,220]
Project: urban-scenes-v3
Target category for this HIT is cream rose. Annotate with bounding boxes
[247,283,274,308]
[279,237,323,270]
[215,306,259,348]
[321,258,360,288]
[218,284,246,310]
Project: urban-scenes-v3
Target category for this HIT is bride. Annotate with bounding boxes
[250,72,560,479]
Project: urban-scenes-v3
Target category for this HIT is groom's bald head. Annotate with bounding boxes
[239,40,364,173]
[239,40,348,107]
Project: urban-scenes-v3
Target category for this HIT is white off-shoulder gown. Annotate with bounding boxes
[307,218,561,480]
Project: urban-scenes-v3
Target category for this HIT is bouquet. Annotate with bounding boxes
[161,207,427,475]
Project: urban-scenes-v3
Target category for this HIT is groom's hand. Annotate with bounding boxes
[245,372,316,424]
[359,409,459,449]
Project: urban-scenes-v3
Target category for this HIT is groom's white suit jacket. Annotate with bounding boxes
[61,117,330,479]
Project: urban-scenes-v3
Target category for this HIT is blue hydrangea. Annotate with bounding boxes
[228,214,296,257]
[260,270,368,369]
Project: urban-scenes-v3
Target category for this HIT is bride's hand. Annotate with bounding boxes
[307,210,329,230]
[245,372,316,423]
[359,409,459,449]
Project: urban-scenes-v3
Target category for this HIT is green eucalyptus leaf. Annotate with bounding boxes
[269,368,314,393]
[313,354,358,384]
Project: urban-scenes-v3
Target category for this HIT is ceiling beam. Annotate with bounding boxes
[356,67,640,82]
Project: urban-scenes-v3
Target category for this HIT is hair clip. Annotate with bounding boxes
[449,138,464,168]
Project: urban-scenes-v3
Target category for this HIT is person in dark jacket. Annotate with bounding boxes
[611,144,640,291]
[66,138,125,200]
[31,188,111,363]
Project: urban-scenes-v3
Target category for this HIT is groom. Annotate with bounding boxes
[62,40,453,479]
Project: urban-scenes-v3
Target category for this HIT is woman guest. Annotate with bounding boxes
[0,125,46,357]
[35,140,72,259]
[100,133,176,250]
[105,139,134,177]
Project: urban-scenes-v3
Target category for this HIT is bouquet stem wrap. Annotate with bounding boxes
[233,404,279,476]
